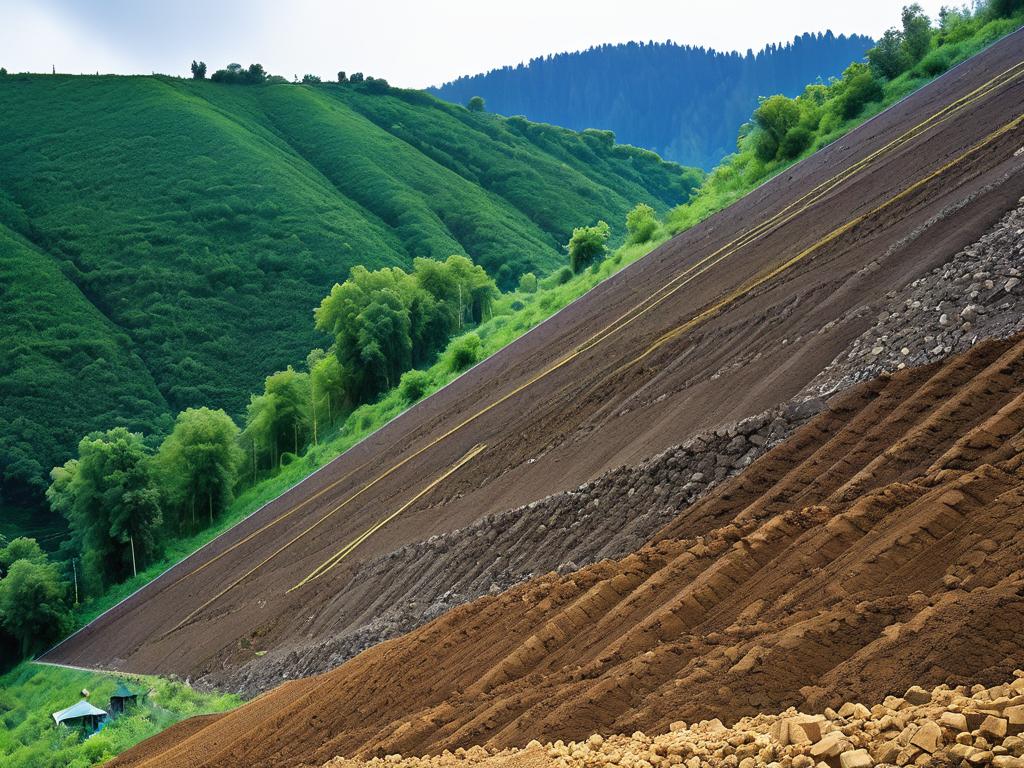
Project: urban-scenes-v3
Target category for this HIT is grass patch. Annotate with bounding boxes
[0,662,239,768]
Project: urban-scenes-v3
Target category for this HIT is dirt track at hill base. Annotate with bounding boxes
[109,332,1024,768]
[43,30,1024,683]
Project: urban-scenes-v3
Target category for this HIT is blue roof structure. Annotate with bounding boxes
[52,700,108,724]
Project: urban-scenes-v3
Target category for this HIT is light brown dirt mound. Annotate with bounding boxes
[319,672,1024,768]
[109,333,1024,768]
[42,29,1024,682]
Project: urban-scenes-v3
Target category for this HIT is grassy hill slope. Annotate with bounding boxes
[0,75,700,511]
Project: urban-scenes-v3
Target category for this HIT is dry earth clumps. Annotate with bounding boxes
[323,673,1024,768]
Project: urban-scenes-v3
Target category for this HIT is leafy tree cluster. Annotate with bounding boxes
[190,60,207,80]
[46,411,241,594]
[430,32,876,169]
[314,255,497,397]
[0,537,71,659]
[210,62,267,84]
[867,4,933,78]
[567,221,611,272]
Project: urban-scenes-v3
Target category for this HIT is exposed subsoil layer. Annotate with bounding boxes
[109,332,1024,768]
[43,29,1024,682]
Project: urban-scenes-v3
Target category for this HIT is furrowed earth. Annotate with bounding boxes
[37,25,1024,768]
[105,323,1024,766]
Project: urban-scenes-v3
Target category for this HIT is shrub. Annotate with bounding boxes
[467,96,485,112]
[398,370,431,403]
[517,272,538,293]
[567,221,611,273]
[625,203,659,244]
[917,48,952,75]
[836,63,883,119]
[780,126,813,159]
[445,333,482,372]
[753,130,780,162]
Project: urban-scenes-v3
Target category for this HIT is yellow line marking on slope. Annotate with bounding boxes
[161,60,1024,633]
[615,111,1024,375]
[172,461,371,585]
[571,60,1024,355]
[287,443,488,593]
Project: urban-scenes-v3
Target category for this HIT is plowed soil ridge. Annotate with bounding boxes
[42,28,1024,682]
[110,332,1024,768]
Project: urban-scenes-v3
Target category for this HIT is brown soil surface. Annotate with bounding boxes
[108,332,1024,767]
[42,30,1024,687]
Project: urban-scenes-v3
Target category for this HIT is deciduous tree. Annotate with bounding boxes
[156,408,242,531]
[49,428,162,589]
[626,203,659,244]
[567,221,611,272]
[0,557,70,656]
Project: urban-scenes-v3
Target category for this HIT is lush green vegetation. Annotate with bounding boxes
[0,72,700,530]
[0,662,239,768]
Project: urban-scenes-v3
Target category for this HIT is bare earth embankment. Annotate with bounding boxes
[42,30,1024,692]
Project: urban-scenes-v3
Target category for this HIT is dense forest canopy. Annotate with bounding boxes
[429,32,875,169]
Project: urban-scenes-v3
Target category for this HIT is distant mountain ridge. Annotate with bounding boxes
[429,32,875,169]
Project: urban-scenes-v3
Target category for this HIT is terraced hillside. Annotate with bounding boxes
[41,26,1024,687]
[109,332,1024,768]
[0,75,698,509]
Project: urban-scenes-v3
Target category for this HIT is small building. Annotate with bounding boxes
[52,700,108,733]
[109,681,138,715]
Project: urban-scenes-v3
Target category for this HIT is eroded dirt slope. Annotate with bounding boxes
[201,198,1024,697]
[110,333,1024,768]
[44,29,1024,681]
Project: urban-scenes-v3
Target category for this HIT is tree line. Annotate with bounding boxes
[189,60,390,88]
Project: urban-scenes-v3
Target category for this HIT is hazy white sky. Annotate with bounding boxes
[1,0,951,88]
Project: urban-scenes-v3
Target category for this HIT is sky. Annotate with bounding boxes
[0,0,952,89]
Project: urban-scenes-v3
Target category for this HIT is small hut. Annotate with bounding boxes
[52,700,108,733]
[109,681,138,715]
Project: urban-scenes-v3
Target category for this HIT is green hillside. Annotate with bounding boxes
[0,74,700,514]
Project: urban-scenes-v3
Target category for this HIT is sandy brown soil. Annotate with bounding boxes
[107,332,1024,767]
[42,30,1024,684]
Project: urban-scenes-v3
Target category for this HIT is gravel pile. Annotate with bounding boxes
[806,200,1024,397]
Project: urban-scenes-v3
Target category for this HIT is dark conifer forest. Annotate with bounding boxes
[430,32,875,169]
